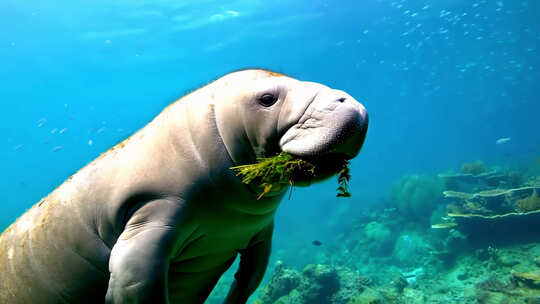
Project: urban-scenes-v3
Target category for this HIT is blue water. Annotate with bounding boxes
[1,0,539,302]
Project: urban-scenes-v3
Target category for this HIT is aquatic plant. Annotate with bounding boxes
[230,152,351,199]
[231,152,315,199]
[336,165,352,198]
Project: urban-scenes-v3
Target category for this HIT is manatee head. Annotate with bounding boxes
[213,69,368,187]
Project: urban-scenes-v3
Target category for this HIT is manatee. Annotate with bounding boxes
[0,69,368,303]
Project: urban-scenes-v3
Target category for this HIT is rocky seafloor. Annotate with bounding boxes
[251,225,540,304]
[209,160,540,303]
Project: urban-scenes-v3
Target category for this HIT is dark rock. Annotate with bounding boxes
[347,287,385,304]
[301,264,340,303]
[257,261,302,303]
[390,274,408,293]
[475,249,489,261]
[457,271,469,281]
[498,255,520,267]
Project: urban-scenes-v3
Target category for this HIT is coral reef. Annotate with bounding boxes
[435,183,540,244]
[461,161,486,175]
[363,221,394,255]
[473,270,540,304]
[443,186,540,215]
[391,175,443,224]
[392,233,430,267]
[515,189,540,212]
[446,210,540,245]
[256,241,540,304]
[255,261,303,303]
[439,169,521,192]
[346,288,385,304]
[250,162,540,304]
[254,263,379,304]
[511,271,540,289]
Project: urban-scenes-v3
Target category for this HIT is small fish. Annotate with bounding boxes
[52,145,64,152]
[312,240,323,246]
[495,137,511,144]
[59,128,68,134]
[88,139,93,146]
[13,144,23,151]
[37,118,46,127]
[51,128,58,134]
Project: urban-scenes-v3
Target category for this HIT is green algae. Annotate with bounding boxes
[230,152,351,199]
[337,165,352,198]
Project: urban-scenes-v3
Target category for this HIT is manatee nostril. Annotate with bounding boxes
[337,97,346,103]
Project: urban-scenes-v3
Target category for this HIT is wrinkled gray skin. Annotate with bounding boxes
[0,69,368,304]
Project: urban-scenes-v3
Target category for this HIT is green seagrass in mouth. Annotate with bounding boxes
[230,152,351,200]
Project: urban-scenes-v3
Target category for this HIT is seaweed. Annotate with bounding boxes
[337,164,351,197]
[230,152,351,199]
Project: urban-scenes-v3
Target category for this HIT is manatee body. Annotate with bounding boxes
[0,69,368,303]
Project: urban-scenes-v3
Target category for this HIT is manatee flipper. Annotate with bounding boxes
[105,199,183,304]
[224,222,273,304]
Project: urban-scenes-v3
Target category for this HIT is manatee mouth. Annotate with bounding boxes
[287,152,350,186]
[232,150,349,199]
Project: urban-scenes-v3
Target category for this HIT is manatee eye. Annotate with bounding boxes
[258,93,278,107]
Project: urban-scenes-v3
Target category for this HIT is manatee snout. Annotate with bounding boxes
[279,89,368,160]
[326,93,368,159]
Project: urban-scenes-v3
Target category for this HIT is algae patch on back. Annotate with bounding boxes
[230,152,351,199]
